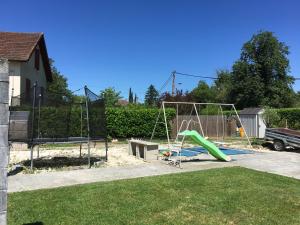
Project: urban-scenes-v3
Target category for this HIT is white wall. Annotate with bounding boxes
[8,61,21,105]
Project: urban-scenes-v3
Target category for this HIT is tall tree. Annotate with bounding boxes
[134,94,138,104]
[144,84,159,106]
[230,31,295,108]
[128,88,133,103]
[100,87,122,107]
[213,70,232,103]
[46,59,72,104]
[229,61,264,108]
[190,81,215,103]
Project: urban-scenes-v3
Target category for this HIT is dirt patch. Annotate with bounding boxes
[9,142,145,173]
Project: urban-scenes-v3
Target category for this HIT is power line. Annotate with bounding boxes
[175,71,217,80]
[71,87,84,94]
[158,73,173,93]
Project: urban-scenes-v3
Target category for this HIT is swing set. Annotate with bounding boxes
[151,101,251,163]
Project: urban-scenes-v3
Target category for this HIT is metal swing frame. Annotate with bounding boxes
[151,101,252,167]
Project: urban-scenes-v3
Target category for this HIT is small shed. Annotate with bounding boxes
[239,108,266,138]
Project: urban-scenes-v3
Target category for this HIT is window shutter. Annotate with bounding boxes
[25,79,31,102]
[35,49,40,70]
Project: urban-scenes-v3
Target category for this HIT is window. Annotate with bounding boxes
[35,48,40,70]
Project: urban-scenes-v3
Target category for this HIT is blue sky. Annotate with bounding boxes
[1,0,300,100]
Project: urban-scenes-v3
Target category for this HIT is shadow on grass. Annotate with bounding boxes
[21,156,105,169]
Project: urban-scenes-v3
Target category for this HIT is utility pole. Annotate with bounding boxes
[0,58,9,225]
[171,70,176,97]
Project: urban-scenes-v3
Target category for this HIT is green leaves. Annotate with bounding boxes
[231,31,295,108]
[128,87,134,104]
[191,81,215,103]
[46,59,73,104]
[106,107,176,138]
[262,107,300,129]
[145,85,159,106]
[100,87,122,107]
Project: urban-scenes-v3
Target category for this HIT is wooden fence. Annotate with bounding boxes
[171,115,237,138]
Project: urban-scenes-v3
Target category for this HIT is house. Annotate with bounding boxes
[239,108,266,138]
[117,99,129,106]
[0,31,52,105]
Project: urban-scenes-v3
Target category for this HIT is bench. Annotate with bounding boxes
[128,139,159,161]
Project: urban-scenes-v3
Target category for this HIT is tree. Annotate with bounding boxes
[294,91,300,107]
[213,70,232,103]
[134,94,138,104]
[229,61,264,108]
[144,84,159,106]
[128,88,133,103]
[230,31,295,108]
[190,81,215,103]
[159,89,192,102]
[100,87,122,107]
[46,59,72,104]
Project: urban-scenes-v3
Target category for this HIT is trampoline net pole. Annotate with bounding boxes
[84,86,91,168]
[30,82,37,170]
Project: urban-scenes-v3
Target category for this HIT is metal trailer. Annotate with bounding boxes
[265,128,300,151]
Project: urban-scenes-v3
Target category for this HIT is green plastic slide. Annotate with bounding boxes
[179,130,231,162]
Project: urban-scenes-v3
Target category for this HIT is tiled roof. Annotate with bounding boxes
[118,99,129,106]
[0,32,42,61]
[0,31,52,81]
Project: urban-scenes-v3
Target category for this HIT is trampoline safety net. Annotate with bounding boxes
[9,83,108,169]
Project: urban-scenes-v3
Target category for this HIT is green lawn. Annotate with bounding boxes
[8,167,300,225]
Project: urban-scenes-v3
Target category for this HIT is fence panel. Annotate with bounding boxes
[171,115,236,138]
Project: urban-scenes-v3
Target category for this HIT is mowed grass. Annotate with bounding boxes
[8,167,300,225]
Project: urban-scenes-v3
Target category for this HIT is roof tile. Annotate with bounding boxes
[0,32,42,61]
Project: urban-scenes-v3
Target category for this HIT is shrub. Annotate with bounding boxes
[261,107,300,130]
[262,106,281,128]
[11,106,176,139]
[276,108,300,130]
[106,107,176,138]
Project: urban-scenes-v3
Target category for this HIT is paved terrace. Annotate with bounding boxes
[8,150,300,193]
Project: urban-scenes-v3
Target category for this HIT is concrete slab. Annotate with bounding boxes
[0,211,7,225]
[234,151,300,179]
[8,161,232,193]
[7,150,300,193]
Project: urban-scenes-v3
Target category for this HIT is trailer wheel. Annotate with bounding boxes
[273,140,285,151]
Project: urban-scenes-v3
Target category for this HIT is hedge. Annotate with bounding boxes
[11,104,300,139]
[276,108,300,130]
[11,106,176,139]
[106,107,176,138]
